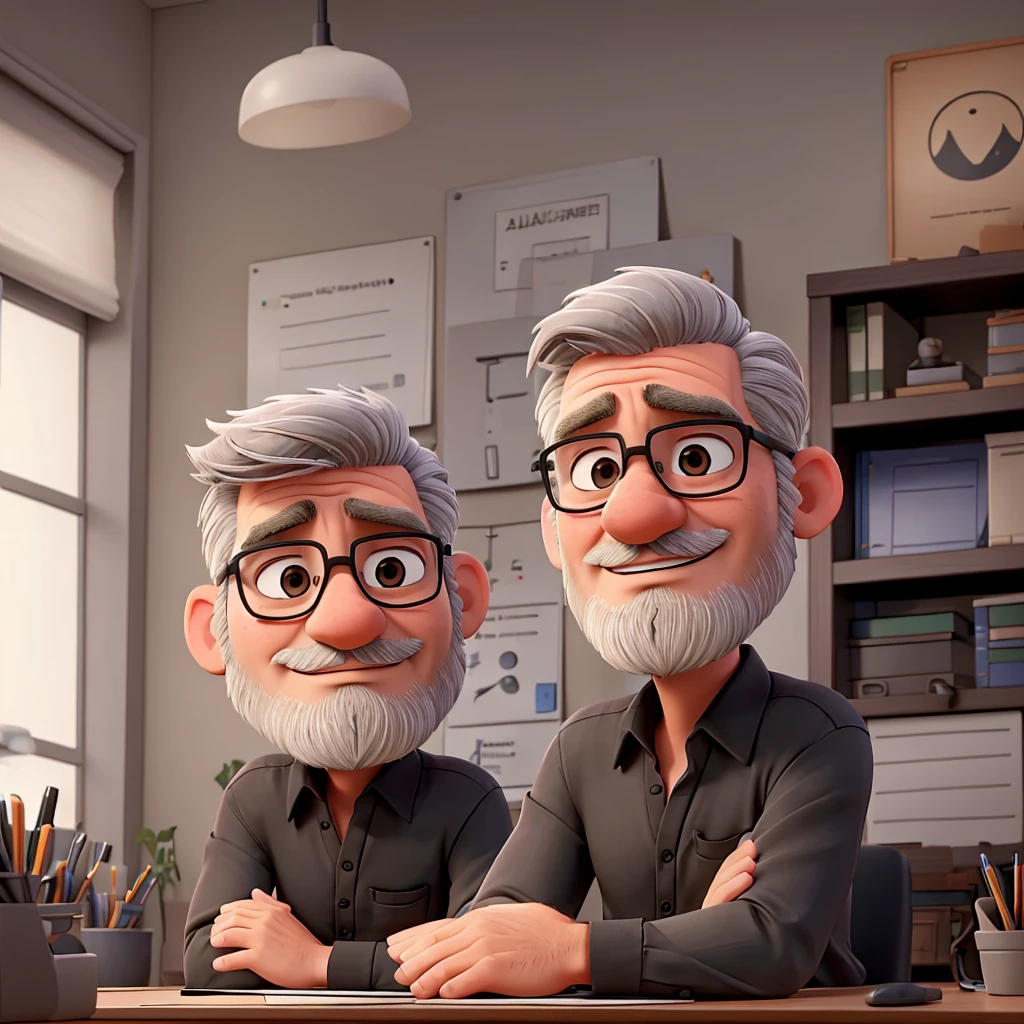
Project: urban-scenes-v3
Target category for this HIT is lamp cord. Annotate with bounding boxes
[313,0,331,46]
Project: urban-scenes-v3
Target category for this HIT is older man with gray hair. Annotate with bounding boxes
[389,268,872,1001]
[181,386,509,991]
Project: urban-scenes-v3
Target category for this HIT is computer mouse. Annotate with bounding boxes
[864,983,943,1006]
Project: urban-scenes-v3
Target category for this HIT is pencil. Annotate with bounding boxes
[126,864,151,903]
[981,853,1016,930]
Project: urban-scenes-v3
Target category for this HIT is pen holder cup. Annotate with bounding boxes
[975,897,1024,996]
[37,904,86,947]
[80,927,152,988]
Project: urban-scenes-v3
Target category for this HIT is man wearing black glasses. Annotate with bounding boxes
[181,386,510,990]
[390,268,872,1001]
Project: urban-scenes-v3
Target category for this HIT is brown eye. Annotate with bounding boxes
[670,436,735,477]
[254,559,314,599]
[374,557,406,588]
[361,548,426,590]
[570,448,623,491]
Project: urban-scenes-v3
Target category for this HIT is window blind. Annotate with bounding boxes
[0,73,124,321]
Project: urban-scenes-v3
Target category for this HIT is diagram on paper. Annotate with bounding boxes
[455,520,563,607]
[443,720,561,794]
[443,317,544,490]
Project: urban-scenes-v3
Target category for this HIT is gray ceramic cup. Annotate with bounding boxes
[975,897,1024,996]
[79,928,153,988]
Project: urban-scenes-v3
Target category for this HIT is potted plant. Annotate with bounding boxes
[215,760,245,790]
[136,825,184,985]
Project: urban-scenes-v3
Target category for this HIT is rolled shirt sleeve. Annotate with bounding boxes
[588,725,874,997]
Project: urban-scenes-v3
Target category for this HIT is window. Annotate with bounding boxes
[0,284,86,829]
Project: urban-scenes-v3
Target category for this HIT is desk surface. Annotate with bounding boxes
[90,985,1024,1023]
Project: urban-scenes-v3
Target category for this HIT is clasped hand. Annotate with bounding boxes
[389,838,757,998]
[210,888,331,988]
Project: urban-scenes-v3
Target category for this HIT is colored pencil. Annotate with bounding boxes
[981,853,1015,930]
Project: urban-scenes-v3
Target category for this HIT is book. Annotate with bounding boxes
[894,381,970,397]
[974,594,1024,688]
[850,612,971,640]
[991,647,1024,664]
[847,305,867,402]
[848,636,974,680]
[866,301,918,399]
[988,349,1024,376]
[990,662,1024,687]
[984,372,1024,388]
[905,362,980,386]
[988,311,1024,350]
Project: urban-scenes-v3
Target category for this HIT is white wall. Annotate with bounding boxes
[146,0,1024,893]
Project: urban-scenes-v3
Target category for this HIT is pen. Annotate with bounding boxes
[65,832,87,899]
[74,853,106,903]
[9,795,24,875]
[31,824,53,875]
[126,864,152,903]
[981,853,1015,930]
[1015,852,1022,930]
[53,859,67,903]
[0,798,12,869]
[133,875,157,909]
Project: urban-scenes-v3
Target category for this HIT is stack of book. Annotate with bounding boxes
[848,611,974,698]
[975,593,1024,688]
[984,310,1024,389]
[845,301,919,401]
[895,357,980,397]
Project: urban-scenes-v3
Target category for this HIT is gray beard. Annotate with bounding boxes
[215,594,466,771]
[561,515,795,679]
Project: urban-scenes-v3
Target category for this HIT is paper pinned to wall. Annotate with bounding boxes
[442,316,545,490]
[445,157,659,328]
[455,520,562,607]
[443,719,561,793]
[247,237,435,426]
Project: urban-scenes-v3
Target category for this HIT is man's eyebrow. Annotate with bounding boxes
[344,498,429,534]
[241,500,316,549]
[643,384,742,421]
[553,392,616,443]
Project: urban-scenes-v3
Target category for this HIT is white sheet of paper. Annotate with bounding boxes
[445,157,658,327]
[441,317,544,490]
[456,520,561,606]
[443,719,560,790]
[247,237,435,426]
[521,235,736,318]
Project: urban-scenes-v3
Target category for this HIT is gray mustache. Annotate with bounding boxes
[584,528,731,568]
[272,637,424,672]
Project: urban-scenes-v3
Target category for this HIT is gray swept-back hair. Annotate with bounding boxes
[187,386,459,585]
[529,268,807,676]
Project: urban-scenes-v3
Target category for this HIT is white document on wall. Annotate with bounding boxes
[247,237,435,426]
[442,317,544,490]
[866,710,1023,847]
[523,234,737,318]
[444,720,561,793]
[445,157,659,328]
[455,519,562,608]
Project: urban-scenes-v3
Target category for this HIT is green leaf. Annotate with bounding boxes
[156,827,176,843]
[215,759,246,789]
[136,828,156,844]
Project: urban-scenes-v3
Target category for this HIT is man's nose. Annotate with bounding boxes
[600,459,688,546]
[304,567,387,650]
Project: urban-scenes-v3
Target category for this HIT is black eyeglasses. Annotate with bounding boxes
[218,532,452,620]
[532,418,797,514]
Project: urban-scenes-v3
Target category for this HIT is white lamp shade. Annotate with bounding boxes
[239,45,410,149]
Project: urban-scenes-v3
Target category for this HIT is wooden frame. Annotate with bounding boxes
[886,35,1024,263]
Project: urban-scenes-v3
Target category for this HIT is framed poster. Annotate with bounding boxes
[887,36,1024,261]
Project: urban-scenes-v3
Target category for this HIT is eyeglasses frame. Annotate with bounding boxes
[531,417,798,514]
[217,531,453,619]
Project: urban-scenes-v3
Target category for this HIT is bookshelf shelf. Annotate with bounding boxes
[849,686,1024,720]
[833,545,1024,587]
[832,384,1024,430]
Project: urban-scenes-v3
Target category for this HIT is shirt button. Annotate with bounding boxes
[342,860,354,871]
[338,898,350,909]
[339,928,349,938]
[660,900,673,914]
[320,821,331,830]
[661,849,674,863]
[649,784,663,795]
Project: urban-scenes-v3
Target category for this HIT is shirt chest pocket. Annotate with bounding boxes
[368,884,431,933]
[685,829,748,912]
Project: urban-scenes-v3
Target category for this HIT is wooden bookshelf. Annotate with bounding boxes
[806,251,1024,715]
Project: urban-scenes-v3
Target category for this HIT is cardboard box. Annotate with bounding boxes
[986,431,1024,545]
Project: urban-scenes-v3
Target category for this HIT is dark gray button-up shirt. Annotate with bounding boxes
[474,646,873,999]
[184,750,512,990]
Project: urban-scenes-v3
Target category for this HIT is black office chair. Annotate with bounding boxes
[849,844,912,984]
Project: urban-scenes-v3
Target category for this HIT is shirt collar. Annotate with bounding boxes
[286,750,423,823]
[613,645,771,769]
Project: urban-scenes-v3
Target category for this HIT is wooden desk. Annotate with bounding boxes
[89,984,1024,1023]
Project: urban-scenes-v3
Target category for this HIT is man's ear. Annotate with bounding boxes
[791,446,844,540]
[184,584,226,675]
[450,552,490,639]
[539,496,562,571]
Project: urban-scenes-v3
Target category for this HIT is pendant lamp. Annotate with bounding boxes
[239,0,410,149]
